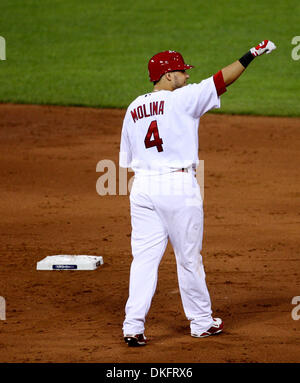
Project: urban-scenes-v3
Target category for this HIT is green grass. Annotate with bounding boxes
[0,0,299,116]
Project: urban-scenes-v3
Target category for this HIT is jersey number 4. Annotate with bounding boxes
[144,120,164,152]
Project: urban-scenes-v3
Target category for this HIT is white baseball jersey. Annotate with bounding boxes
[120,76,221,175]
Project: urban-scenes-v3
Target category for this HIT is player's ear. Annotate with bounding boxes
[165,72,173,82]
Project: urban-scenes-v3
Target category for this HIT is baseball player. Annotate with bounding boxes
[120,40,276,347]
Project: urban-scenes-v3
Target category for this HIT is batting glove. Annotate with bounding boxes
[250,40,277,57]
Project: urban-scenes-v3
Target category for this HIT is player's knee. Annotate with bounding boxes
[177,257,197,270]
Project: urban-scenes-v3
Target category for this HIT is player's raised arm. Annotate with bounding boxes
[220,40,277,87]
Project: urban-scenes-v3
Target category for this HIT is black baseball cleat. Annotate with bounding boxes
[124,334,147,347]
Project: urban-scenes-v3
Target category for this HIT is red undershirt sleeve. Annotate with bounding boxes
[213,70,227,96]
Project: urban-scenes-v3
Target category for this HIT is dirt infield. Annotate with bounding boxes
[0,104,299,363]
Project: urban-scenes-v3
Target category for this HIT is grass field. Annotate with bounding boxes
[0,0,299,116]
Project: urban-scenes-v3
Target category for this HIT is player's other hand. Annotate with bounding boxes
[250,40,277,56]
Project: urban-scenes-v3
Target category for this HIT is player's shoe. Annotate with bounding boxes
[191,318,223,338]
[124,333,147,347]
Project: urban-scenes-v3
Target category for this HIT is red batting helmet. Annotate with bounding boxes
[148,50,194,82]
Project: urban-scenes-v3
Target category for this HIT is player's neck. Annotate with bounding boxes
[153,83,173,92]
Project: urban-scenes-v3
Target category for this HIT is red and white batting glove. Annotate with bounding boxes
[250,40,276,57]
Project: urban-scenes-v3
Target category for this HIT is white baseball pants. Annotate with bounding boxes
[122,171,214,336]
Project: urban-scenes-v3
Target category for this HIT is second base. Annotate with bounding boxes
[36,255,104,270]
